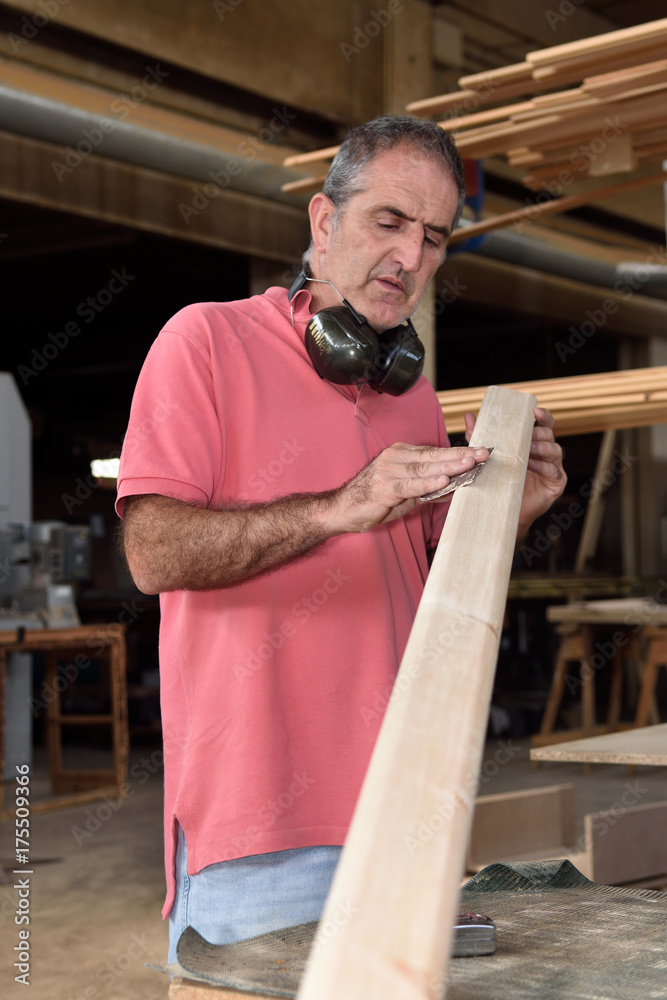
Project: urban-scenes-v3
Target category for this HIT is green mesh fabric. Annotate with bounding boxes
[448,859,667,1000]
[175,921,316,997]
[174,860,667,998]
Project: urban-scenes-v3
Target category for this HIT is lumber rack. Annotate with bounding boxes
[0,624,129,817]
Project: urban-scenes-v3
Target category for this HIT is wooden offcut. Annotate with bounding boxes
[466,785,581,873]
[296,386,536,1000]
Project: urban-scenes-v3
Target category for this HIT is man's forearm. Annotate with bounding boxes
[121,442,490,594]
[122,492,338,594]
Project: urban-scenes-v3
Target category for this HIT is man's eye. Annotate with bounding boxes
[379,222,398,230]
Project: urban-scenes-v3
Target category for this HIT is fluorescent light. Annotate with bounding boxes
[91,458,120,480]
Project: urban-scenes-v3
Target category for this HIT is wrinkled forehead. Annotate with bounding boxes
[342,145,460,227]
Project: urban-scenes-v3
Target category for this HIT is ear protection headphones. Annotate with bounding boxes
[288,269,425,397]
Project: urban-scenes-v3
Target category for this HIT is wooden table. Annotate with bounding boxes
[531,722,667,766]
[0,624,129,816]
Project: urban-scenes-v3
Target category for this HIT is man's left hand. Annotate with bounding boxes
[464,406,566,538]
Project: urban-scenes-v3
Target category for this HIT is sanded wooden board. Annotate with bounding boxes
[530,723,667,766]
[296,385,536,1000]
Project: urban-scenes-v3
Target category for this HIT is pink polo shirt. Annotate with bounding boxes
[116,286,449,917]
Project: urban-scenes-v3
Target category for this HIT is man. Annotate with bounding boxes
[116,115,565,962]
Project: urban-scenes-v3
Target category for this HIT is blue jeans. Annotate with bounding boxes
[168,825,342,964]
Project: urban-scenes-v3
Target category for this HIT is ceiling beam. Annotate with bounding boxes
[437,0,616,51]
[0,0,384,123]
[0,130,310,262]
[440,253,667,340]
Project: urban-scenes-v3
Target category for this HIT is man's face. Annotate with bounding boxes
[308,144,460,331]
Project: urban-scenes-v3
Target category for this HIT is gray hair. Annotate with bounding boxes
[303,115,465,267]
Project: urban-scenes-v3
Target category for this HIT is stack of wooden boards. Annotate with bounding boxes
[407,17,667,189]
[282,17,667,216]
[438,365,667,438]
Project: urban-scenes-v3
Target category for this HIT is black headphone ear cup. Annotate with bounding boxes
[305,307,379,385]
[368,324,425,396]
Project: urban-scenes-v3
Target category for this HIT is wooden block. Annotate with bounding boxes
[295,386,536,1000]
[466,785,576,871]
[587,132,637,177]
[586,800,667,885]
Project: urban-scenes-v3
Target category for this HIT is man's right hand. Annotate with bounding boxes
[327,443,490,535]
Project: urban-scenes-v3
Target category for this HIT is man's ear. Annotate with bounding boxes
[308,192,336,255]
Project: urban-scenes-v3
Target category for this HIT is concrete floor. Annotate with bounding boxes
[1,737,666,1000]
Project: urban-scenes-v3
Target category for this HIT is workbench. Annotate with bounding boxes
[534,597,667,747]
[530,722,667,766]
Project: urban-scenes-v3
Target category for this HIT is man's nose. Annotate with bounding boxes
[393,231,424,272]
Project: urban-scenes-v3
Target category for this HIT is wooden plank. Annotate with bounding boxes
[526,18,667,68]
[467,785,576,871]
[530,43,667,88]
[573,429,617,574]
[296,386,535,1000]
[437,364,667,437]
[546,598,667,627]
[586,800,667,885]
[169,978,265,1000]
[530,723,667,765]
[447,169,667,243]
[458,61,533,90]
